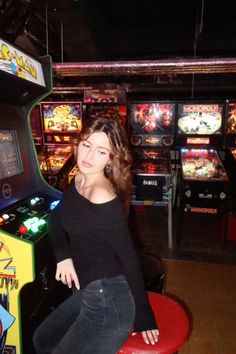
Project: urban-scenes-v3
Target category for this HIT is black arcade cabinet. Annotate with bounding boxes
[0,38,70,354]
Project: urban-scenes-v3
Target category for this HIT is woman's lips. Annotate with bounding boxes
[82,160,93,168]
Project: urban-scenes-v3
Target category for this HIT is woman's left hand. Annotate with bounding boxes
[141,329,159,345]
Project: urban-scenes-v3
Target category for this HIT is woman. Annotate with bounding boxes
[33,117,159,354]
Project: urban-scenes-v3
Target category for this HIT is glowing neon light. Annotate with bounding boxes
[23,217,46,233]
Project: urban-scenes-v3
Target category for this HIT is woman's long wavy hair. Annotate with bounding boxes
[76,117,132,211]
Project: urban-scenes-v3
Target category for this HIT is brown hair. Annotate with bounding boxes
[77,117,132,211]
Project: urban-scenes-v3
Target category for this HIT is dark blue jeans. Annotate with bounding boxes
[33,275,135,354]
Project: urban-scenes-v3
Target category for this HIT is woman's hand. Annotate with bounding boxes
[141,329,159,345]
[132,329,159,345]
[55,258,80,290]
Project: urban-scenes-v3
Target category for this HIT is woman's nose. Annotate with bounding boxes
[86,148,94,159]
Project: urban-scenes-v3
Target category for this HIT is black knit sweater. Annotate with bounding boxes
[48,179,157,332]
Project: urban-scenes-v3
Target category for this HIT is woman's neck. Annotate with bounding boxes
[77,172,106,190]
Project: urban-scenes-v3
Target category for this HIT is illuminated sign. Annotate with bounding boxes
[0,39,45,87]
[190,207,218,214]
[23,217,46,233]
[144,136,162,145]
[187,137,210,145]
[177,103,223,135]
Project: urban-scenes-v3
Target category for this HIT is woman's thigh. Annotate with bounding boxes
[52,276,135,354]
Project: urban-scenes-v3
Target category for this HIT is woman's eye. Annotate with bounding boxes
[98,150,106,155]
[82,142,90,148]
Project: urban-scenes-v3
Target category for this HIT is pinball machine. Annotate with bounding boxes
[128,102,176,248]
[35,101,82,190]
[224,101,236,206]
[29,104,74,190]
[0,38,70,354]
[176,102,229,245]
[223,101,236,242]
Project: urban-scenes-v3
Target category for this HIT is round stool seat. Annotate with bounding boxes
[118,292,190,354]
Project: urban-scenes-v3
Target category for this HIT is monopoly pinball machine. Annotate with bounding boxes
[128,102,176,248]
[175,102,229,245]
[36,101,82,190]
[0,38,70,354]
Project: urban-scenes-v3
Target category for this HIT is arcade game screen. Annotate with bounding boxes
[177,103,223,135]
[85,104,126,126]
[42,102,82,144]
[226,103,236,134]
[0,130,23,180]
[180,148,228,181]
[130,103,175,135]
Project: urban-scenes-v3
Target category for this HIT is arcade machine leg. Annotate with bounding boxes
[168,193,173,249]
[175,194,185,246]
[219,203,229,249]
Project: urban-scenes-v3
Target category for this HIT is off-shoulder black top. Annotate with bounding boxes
[48,179,157,332]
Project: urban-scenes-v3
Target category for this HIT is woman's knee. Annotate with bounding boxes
[33,325,51,354]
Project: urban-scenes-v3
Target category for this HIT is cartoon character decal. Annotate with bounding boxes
[0,241,16,354]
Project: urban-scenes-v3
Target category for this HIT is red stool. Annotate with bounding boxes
[118,292,190,354]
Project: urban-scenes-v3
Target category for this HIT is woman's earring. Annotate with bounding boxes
[105,162,112,173]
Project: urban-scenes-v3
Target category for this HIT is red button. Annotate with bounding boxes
[18,225,27,234]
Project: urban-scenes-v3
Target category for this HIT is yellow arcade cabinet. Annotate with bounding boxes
[0,38,70,354]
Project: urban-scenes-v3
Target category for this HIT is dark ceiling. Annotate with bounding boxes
[1,0,236,98]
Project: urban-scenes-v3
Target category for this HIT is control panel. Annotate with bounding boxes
[0,194,60,241]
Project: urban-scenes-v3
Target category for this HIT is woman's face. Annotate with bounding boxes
[77,131,111,175]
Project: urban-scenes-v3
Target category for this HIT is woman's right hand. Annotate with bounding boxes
[55,258,80,290]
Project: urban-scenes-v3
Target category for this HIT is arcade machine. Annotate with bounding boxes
[0,38,70,354]
[223,101,236,243]
[36,101,82,190]
[29,104,73,190]
[128,102,176,248]
[176,102,229,245]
